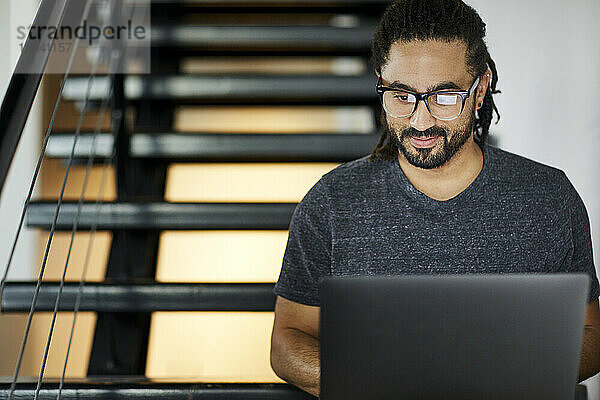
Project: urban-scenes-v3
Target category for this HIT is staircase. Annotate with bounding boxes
[0,0,387,397]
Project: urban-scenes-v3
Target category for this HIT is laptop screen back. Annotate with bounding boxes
[319,274,589,400]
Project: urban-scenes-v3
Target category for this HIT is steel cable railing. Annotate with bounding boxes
[33,73,97,399]
[0,0,72,313]
[5,2,100,397]
[56,2,134,393]
[57,123,115,400]
[38,1,137,395]
[5,2,95,397]
[0,0,131,398]
[35,60,118,400]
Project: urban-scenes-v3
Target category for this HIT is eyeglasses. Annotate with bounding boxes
[376,75,480,121]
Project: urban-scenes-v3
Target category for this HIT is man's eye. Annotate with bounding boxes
[393,92,415,103]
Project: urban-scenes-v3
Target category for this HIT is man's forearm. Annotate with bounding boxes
[271,327,320,397]
[579,326,600,382]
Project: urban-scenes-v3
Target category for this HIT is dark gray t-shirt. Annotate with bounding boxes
[274,143,600,306]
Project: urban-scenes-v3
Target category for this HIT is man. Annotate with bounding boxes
[269,0,600,397]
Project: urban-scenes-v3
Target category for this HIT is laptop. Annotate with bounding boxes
[319,274,590,400]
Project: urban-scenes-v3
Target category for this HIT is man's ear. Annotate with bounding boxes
[476,70,491,110]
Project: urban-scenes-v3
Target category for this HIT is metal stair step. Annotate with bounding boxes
[46,132,379,161]
[62,75,377,104]
[0,380,587,400]
[0,381,316,400]
[1,282,275,312]
[150,23,377,51]
[151,0,389,6]
[26,202,296,230]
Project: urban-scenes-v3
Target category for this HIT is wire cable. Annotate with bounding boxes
[5,1,95,398]
[56,0,139,394]
[34,48,117,400]
[0,0,73,309]
[56,2,138,394]
[56,119,115,400]
[55,52,120,400]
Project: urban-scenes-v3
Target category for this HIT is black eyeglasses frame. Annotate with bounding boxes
[375,75,481,121]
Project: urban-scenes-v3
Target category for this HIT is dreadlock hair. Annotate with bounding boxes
[369,0,501,162]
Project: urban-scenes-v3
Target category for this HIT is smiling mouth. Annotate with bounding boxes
[409,135,440,149]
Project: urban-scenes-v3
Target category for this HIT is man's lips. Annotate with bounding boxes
[409,135,440,149]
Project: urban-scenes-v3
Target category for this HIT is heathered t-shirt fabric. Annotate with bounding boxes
[273,143,600,306]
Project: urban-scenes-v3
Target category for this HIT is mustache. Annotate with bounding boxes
[400,126,448,139]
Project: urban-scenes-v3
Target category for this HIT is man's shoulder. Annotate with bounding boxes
[318,154,390,189]
[486,144,567,187]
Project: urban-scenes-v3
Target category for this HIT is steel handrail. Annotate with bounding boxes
[0,0,71,194]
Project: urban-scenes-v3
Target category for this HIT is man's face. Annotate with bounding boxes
[379,40,481,169]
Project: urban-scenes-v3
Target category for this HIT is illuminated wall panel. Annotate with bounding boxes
[39,160,116,202]
[156,231,287,283]
[38,231,111,282]
[0,313,97,378]
[153,162,340,379]
[174,106,374,134]
[165,163,338,202]
[181,56,366,75]
[146,312,280,382]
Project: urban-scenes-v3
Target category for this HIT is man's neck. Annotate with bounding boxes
[397,138,484,201]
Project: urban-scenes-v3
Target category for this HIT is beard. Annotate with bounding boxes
[386,108,476,169]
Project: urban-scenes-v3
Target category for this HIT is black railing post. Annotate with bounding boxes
[87,0,167,376]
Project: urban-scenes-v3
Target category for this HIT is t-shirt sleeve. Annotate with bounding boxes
[562,172,600,303]
[274,179,332,306]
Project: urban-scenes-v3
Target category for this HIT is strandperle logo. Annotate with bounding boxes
[16,19,147,46]
[11,0,151,74]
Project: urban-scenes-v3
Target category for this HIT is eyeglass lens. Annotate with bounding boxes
[382,91,463,119]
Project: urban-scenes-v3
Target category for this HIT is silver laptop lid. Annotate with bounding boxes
[320,273,589,400]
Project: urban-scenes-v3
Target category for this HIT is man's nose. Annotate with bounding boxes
[409,100,436,132]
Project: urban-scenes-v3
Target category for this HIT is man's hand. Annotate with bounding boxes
[579,299,600,382]
[270,296,321,397]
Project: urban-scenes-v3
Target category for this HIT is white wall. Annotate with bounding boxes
[0,0,41,281]
[468,0,600,398]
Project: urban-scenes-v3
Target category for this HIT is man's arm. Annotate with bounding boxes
[270,295,321,397]
[579,299,600,382]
